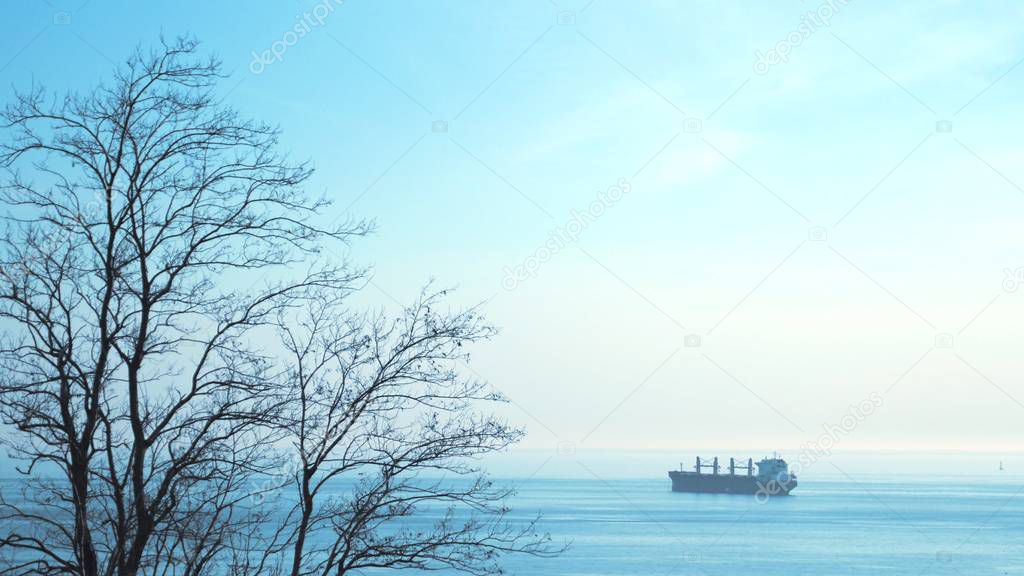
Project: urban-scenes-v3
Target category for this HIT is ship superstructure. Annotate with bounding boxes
[668,455,797,496]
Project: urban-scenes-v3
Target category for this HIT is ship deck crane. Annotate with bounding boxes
[686,456,754,476]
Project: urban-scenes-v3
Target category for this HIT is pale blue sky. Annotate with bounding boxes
[2,0,1024,465]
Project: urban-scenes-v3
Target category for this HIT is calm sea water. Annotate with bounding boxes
[485,475,1024,575]
[4,472,1021,574]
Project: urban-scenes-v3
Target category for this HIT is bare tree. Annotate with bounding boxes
[257,288,556,576]
[0,38,554,576]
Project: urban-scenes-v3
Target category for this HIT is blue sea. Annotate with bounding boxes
[487,475,1024,575]
[4,458,1023,574]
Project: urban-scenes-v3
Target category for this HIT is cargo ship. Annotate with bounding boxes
[668,456,797,496]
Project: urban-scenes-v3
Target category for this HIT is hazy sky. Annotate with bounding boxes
[2,0,1024,463]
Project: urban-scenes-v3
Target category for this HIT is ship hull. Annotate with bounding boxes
[668,471,797,496]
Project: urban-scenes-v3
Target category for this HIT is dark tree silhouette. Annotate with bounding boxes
[0,38,556,576]
[257,289,555,576]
